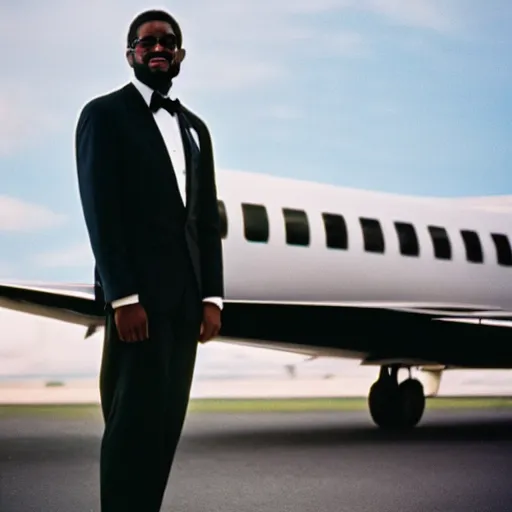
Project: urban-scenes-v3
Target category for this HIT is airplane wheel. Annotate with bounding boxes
[398,378,425,429]
[368,376,425,430]
[368,379,400,429]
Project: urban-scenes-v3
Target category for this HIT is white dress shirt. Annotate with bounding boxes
[110,78,223,311]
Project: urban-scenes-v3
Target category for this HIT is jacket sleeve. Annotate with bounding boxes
[75,102,138,304]
[193,115,225,300]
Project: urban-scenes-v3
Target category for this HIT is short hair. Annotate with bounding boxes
[127,9,183,48]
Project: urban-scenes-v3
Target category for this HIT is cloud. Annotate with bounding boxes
[204,0,456,33]
[181,56,288,92]
[0,90,64,156]
[34,242,93,268]
[321,31,369,57]
[0,0,309,151]
[0,0,464,156]
[0,261,16,278]
[362,0,456,33]
[259,105,303,120]
[0,196,65,232]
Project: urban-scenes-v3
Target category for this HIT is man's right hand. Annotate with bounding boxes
[114,303,149,342]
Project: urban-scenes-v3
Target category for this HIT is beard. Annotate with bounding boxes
[132,50,181,95]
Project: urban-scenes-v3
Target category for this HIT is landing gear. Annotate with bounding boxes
[368,366,426,429]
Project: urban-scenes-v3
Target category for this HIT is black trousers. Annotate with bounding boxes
[98,284,202,511]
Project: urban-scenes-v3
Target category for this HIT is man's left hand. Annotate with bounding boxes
[199,302,221,343]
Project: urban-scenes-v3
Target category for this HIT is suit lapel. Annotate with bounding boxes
[176,111,200,217]
[120,84,200,218]
[120,83,177,173]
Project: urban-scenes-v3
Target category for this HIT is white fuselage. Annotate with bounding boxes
[215,170,512,310]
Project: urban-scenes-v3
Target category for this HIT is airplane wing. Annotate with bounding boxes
[0,282,101,327]
[0,281,511,366]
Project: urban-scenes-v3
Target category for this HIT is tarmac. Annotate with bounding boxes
[1,405,512,511]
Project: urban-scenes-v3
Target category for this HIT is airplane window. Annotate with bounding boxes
[322,213,348,249]
[490,233,512,266]
[217,200,228,239]
[241,203,269,242]
[359,217,385,253]
[282,208,309,246]
[427,225,451,260]
[460,229,483,263]
[394,221,419,257]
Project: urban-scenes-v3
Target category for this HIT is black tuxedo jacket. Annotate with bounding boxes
[75,82,224,311]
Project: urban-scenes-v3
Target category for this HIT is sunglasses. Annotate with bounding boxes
[131,34,178,50]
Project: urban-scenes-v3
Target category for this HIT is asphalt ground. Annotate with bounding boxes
[1,400,512,511]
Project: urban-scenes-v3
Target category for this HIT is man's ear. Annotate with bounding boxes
[126,49,134,67]
[174,48,186,64]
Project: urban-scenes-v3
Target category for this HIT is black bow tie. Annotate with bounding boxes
[149,91,180,115]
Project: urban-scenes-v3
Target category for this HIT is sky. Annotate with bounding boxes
[0,0,511,284]
[0,1,512,380]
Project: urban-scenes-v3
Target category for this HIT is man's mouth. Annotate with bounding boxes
[149,57,169,66]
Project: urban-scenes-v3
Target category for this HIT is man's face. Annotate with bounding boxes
[127,20,185,92]
[132,21,177,72]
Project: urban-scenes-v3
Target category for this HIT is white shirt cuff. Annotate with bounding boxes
[111,294,139,309]
[111,295,223,310]
[203,297,223,310]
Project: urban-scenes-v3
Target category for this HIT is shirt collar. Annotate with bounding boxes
[131,77,176,107]
[131,77,157,107]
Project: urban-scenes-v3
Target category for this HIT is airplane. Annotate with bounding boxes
[1,169,512,430]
